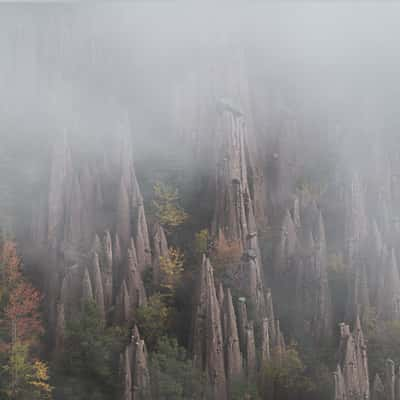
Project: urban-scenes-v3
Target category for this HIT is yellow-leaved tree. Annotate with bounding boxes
[159,247,184,294]
[152,181,188,234]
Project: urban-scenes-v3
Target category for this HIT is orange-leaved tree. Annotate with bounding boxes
[0,240,51,400]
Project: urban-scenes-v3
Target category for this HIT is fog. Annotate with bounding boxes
[1,2,400,231]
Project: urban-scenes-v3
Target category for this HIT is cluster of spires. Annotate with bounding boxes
[26,51,400,400]
[191,255,285,400]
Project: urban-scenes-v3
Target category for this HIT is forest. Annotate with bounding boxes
[1,3,400,400]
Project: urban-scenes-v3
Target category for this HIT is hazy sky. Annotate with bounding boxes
[1,2,400,228]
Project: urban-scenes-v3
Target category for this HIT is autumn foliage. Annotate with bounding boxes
[0,241,43,349]
[0,240,51,399]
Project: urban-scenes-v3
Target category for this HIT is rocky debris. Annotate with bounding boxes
[191,255,227,400]
[334,317,369,400]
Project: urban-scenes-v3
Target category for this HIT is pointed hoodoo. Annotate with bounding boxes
[378,248,400,320]
[121,326,152,400]
[55,302,65,353]
[346,261,370,323]
[116,246,147,326]
[65,174,83,250]
[92,233,102,256]
[211,109,251,245]
[113,233,122,268]
[132,335,152,400]
[236,297,249,357]
[121,343,133,400]
[60,264,83,321]
[385,359,395,400]
[369,361,400,400]
[210,104,268,316]
[335,317,370,400]
[344,172,368,264]
[115,280,130,325]
[191,255,227,400]
[260,318,271,365]
[48,132,72,248]
[312,211,332,339]
[103,230,113,271]
[135,203,152,272]
[151,223,169,286]
[367,220,383,301]
[273,209,297,276]
[396,366,400,400]
[81,267,94,306]
[245,321,256,379]
[91,252,105,320]
[102,230,113,310]
[265,288,277,343]
[333,364,346,400]
[217,282,225,307]
[291,203,332,342]
[223,288,243,384]
[372,374,385,400]
[116,179,131,247]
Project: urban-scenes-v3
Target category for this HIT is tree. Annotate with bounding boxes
[160,247,184,294]
[55,301,125,400]
[368,320,400,379]
[152,182,188,233]
[136,294,170,351]
[149,336,209,400]
[261,345,314,400]
[0,241,51,400]
[194,229,208,260]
